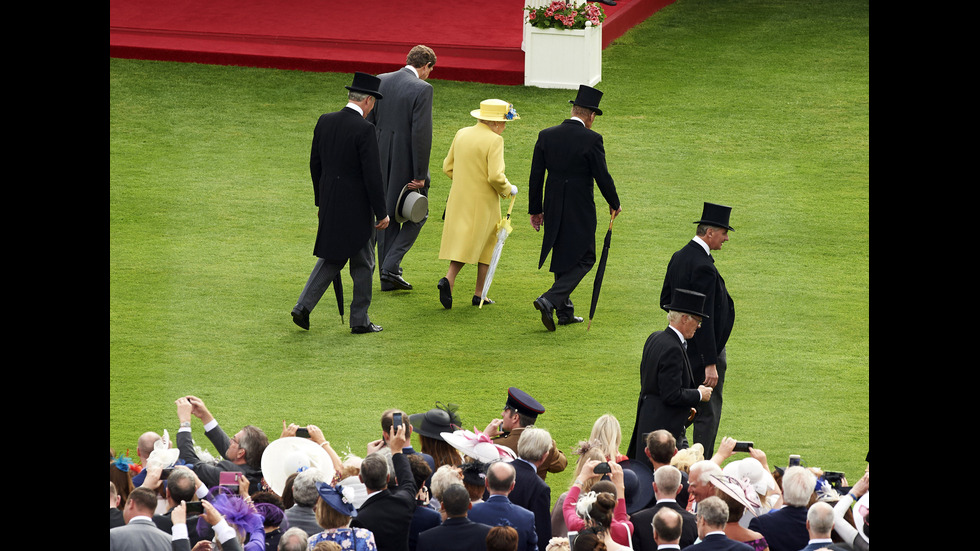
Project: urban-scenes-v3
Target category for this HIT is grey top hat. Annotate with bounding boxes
[661,288,710,318]
[694,202,734,231]
[345,71,383,99]
[395,184,428,224]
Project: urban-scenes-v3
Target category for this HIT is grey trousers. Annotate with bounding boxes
[377,213,426,276]
[692,347,726,458]
[294,238,375,328]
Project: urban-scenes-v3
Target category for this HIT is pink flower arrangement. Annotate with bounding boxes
[525,1,607,30]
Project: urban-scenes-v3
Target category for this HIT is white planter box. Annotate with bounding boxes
[524,24,602,89]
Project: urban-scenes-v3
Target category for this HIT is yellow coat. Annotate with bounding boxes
[439,122,513,265]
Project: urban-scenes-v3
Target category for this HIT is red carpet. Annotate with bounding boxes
[109,0,675,85]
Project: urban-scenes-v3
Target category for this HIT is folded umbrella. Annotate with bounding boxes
[588,210,619,330]
[479,192,517,308]
[333,273,344,325]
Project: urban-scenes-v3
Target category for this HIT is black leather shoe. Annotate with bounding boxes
[380,271,413,291]
[473,295,495,306]
[533,297,556,332]
[291,307,310,330]
[351,323,383,334]
[438,277,452,309]
[558,315,584,326]
[596,0,616,5]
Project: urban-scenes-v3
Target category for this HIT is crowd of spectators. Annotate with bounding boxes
[110,396,867,551]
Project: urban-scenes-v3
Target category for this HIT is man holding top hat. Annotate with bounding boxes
[627,289,714,464]
[482,387,567,480]
[291,72,390,334]
[659,203,736,457]
[528,85,622,331]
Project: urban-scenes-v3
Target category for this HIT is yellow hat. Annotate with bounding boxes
[470,99,520,121]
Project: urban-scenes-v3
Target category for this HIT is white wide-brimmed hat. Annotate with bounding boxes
[440,429,516,463]
[260,437,335,496]
[722,457,776,496]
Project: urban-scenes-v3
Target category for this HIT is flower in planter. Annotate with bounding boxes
[525,1,606,30]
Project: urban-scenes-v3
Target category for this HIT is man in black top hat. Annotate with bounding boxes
[291,72,390,334]
[627,289,714,462]
[482,387,567,480]
[658,202,736,457]
[528,84,621,331]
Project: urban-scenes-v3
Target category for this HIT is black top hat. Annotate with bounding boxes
[505,387,545,418]
[569,85,604,116]
[661,288,710,318]
[345,72,384,99]
[694,202,734,231]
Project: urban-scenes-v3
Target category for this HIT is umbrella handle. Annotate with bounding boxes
[608,209,619,230]
[504,192,517,219]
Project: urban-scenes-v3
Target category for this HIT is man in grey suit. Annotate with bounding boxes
[369,45,437,291]
[110,486,173,551]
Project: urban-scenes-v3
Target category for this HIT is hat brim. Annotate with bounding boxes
[470,109,520,122]
[346,85,383,99]
[441,431,516,463]
[660,304,710,318]
[569,100,602,116]
[260,437,336,496]
[619,459,655,514]
[693,219,734,231]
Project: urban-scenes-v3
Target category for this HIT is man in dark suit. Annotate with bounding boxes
[687,496,753,551]
[507,427,553,551]
[417,484,492,551]
[627,289,714,461]
[630,466,698,551]
[643,430,690,507]
[369,45,436,291]
[651,507,684,550]
[528,85,621,331]
[748,466,815,551]
[352,422,418,551]
[469,461,538,551]
[798,502,849,551]
[659,202,735,457]
[291,72,389,334]
[148,466,206,546]
[175,395,268,494]
[110,487,173,551]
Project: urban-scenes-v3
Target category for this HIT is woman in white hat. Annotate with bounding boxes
[437,99,520,309]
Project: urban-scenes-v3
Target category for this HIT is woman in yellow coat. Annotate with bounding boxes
[438,99,520,309]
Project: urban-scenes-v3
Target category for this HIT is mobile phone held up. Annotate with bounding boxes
[186,501,205,515]
[733,441,753,453]
[392,412,403,431]
[219,471,244,487]
[295,427,310,438]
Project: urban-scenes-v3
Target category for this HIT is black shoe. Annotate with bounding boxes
[533,297,556,332]
[291,307,310,330]
[438,277,452,309]
[558,315,585,326]
[351,323,383,334]
[473,295,495,306]
[596,0,616,5]
[380,270,413,291]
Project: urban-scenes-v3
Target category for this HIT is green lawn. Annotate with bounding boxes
[110,0,869,503]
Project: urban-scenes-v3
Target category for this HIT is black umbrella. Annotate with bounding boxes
[588,210,619,331]
[332,273,344,325]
